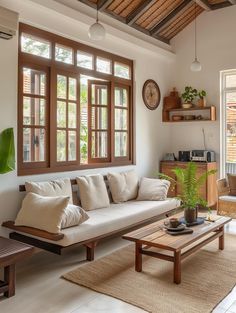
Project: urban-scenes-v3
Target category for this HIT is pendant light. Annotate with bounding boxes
[88,6,106,41]
[190,1,202,72]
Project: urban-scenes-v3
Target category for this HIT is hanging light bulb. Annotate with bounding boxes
[88,6,105,41]
[190,1,201,72]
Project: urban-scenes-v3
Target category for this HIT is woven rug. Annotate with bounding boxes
[63,234,236,313]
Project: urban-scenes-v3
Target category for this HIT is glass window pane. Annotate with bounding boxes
[21,33,50,59]
[80,77,88,164]
[96,57,111,74]
[91,84,108,105]
[23,128,45,162]
[57,101,66,127]
[226,75,236,88]
[77,51,93,69]
[57,130,66,161]
[92,107,107,130]
[23,97,45,126]
[114,62,130,79]
[68,131,76,161]
[69,78,77,100]
[115,87,128,107]
[55,44,73,64]
[115,132,127,157]
[91,131,107,158]
[57,75,67,99]
[115,108,127,130]
[68,102,77,128]
[23,68,46,96]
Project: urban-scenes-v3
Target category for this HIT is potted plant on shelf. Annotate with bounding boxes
[197,90,207,107]
[159,162,216,224]
[181,86,197,109]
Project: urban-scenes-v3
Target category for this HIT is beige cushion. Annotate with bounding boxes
[137,177,170,201]
[25,178,73,204]
[107,170,139,203]
[227,174,236,196]
[61,204,89,229]
[15,193,69,234]
[76,175,110,211]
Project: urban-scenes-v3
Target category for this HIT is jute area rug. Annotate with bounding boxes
[63,234,236,313]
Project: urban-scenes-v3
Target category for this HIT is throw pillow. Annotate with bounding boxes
[136,177,170,201]
[61,204,89,229]
[76,174,110,211]
[15,192,70,234]
[227,173,236,196]
[107,170,139,203]
[25,178,73,204]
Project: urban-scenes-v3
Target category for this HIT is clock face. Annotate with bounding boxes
[142,79,161,110]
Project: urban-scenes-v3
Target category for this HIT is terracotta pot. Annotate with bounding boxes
[184,207,198,224]
[197,97,206,107]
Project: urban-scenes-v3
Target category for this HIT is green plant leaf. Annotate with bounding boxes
[0,128,15,174]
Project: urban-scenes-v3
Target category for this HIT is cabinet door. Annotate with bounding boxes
[160,163,176,197]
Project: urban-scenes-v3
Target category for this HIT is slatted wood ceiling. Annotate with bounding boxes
[78,0,235,43]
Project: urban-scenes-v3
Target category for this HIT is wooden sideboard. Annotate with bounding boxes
[160,161,217,208]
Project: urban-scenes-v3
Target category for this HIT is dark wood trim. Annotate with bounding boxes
[212,2,232,10]
[98,0,113,11]
[150,0,192,35]
[126,0,157,25]
[78,0,97,9]
[228,0,236,4]
[196,0,212,10]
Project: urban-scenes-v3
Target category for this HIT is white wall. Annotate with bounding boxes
[0,0,175,236]
[170,6,236,165]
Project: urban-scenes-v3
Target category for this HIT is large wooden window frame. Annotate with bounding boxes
[18,23,135,176]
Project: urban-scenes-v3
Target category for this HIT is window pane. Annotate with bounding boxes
[91,84,108,105]
[55,44,73,64]
[80,77,88,164]
[23,68,46,96]
[115,87,128,107]
[92,107,107,130]
[68,102,77,128]
[115,132,127,157]
[115,108,127,130]
[57,75,67,99]
[23,128,45,162]
[69,78,77,100]
[77,51,93,69]
[57,101,66,127]
[23,97,45,126]
[96,57,111,74]
[114,62,130,79]
[21,33,50,59]
[91,131,107,158]
[68,131,76,161]
[57,130,66,161]
[226,75,236,88]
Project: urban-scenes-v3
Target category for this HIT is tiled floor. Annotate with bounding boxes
[0,220,236,313]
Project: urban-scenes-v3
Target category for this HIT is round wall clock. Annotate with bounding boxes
[142,79,161,110]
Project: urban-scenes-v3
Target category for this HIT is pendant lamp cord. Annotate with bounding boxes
[194,1,197,60]
[96,5,99,23]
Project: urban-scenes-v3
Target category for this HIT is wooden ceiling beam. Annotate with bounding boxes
[211,1,232,9]
[195,0,212,10]
[150,0,192,35]
[78,0,97,9]
[98,0,113,11]
[126,0,157,25]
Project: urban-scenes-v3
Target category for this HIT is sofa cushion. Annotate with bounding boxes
[15,193,70,234]
[107,170,139,203]
[76,175,110,211]
[137,178,170,201]
[227,174,236,196]
[61,204,89,229]
[219,195,236,203]
[25,178,73,204]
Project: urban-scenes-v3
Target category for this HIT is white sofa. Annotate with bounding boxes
[3,179,180,261]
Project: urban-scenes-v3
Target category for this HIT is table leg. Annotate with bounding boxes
[219,226,224,250]
[174,250,181,284]
[135,242,142,272]
[4,264,15,297]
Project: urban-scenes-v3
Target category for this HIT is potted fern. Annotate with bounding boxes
[159,162,216,223]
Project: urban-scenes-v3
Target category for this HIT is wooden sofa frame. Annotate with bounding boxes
[2,179,179,261]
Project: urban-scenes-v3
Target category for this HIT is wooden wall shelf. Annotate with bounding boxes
[162,105,216,122]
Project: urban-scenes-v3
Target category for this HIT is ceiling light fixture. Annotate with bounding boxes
[88,5,105,41]
[190,1,202,72]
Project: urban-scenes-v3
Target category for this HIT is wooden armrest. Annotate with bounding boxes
[216,178,230,197]
[2,221,64,241]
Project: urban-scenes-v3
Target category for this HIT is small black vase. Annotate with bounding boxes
[184,207,198,224]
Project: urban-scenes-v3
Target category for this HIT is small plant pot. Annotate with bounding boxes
[184,207,198,224]
[197,97,206,107]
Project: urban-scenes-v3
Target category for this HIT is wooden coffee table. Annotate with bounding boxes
[123,213,231,284]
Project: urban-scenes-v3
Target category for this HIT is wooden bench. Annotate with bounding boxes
[0,237,34,298]
[2,179,179,261]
